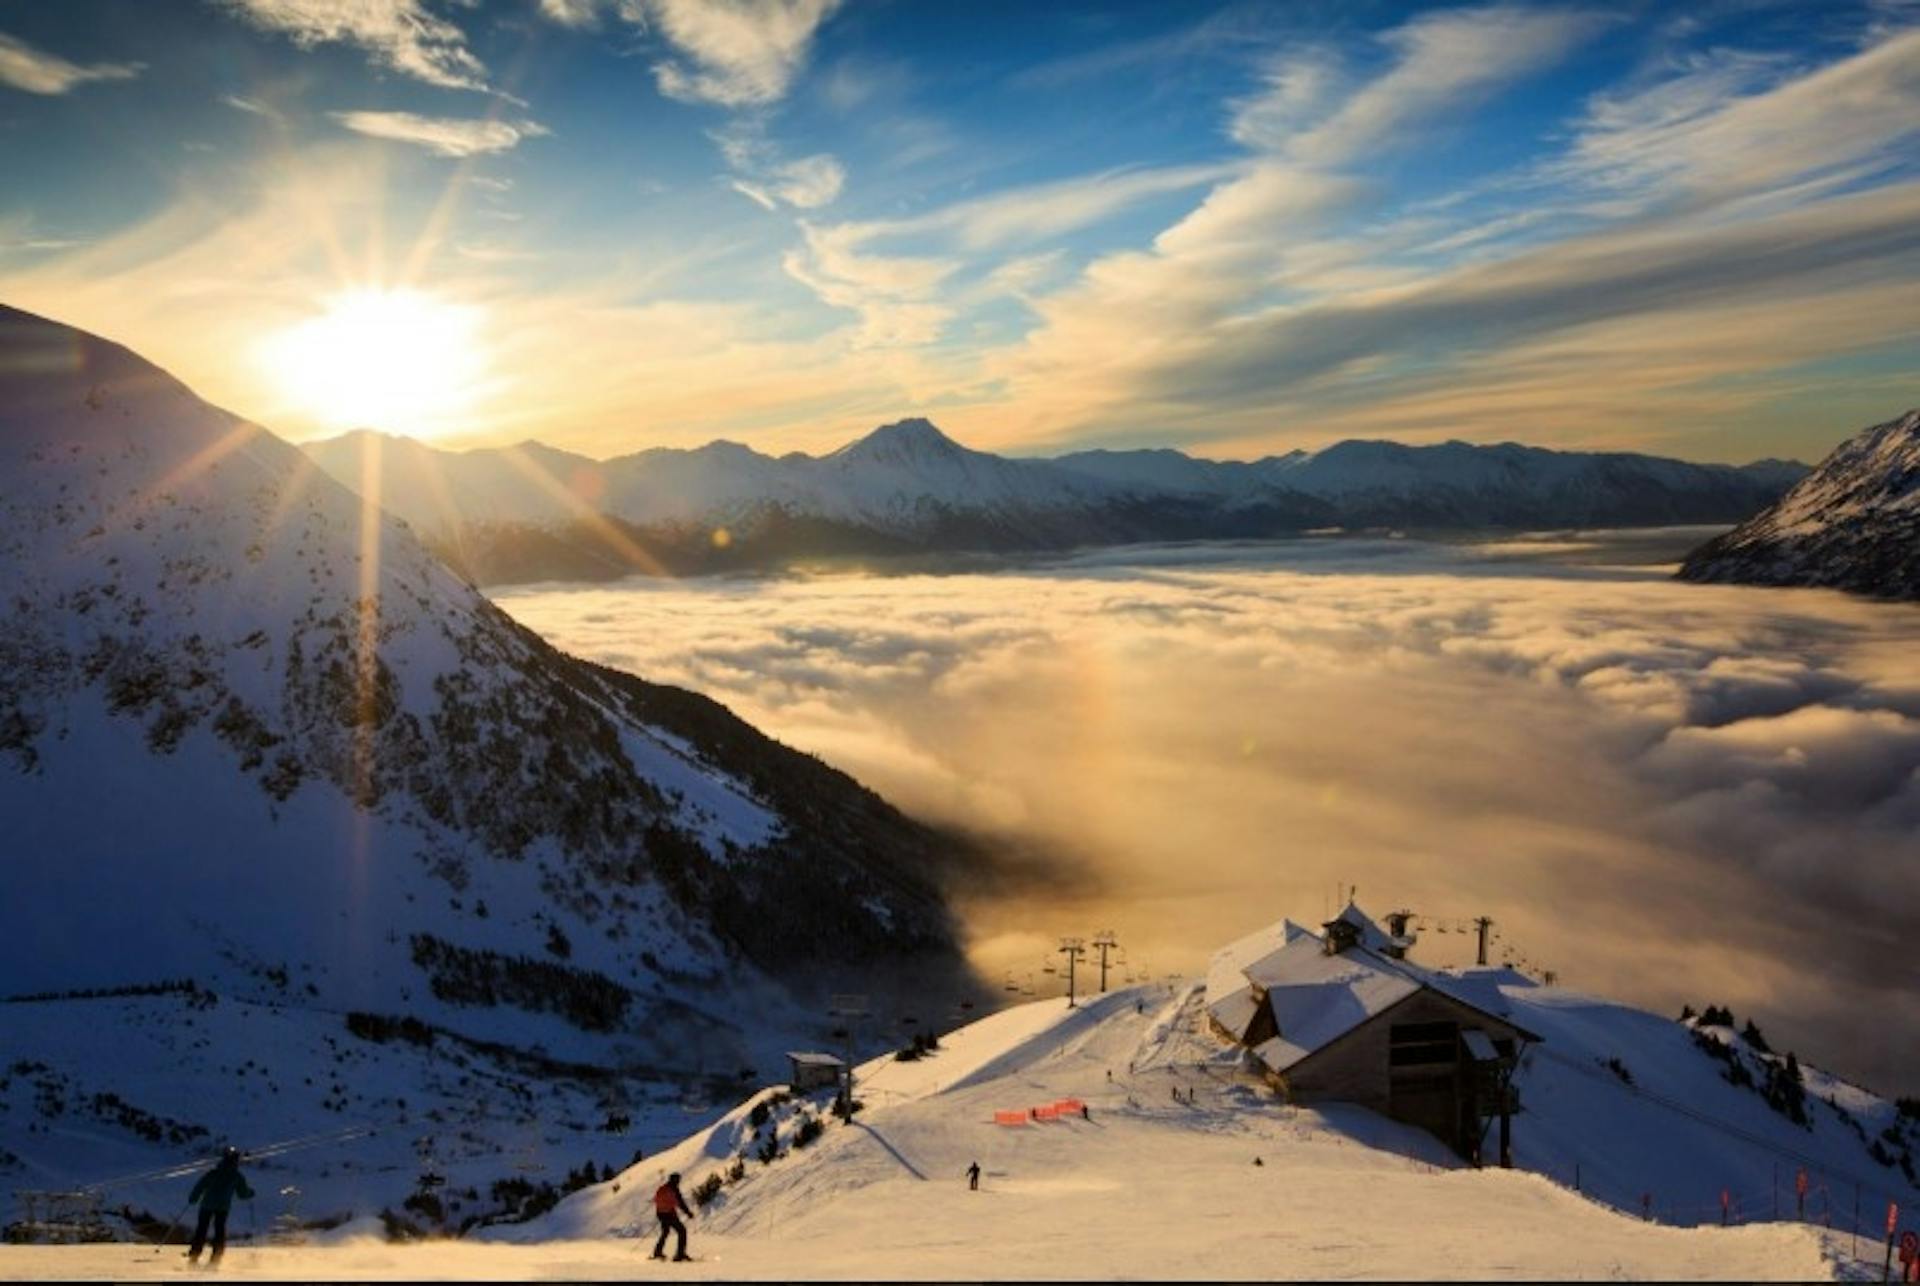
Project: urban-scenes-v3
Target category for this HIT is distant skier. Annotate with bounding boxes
[185,1146,254,1266]
[651,1172,694,1262]
[966,1161,980,1191]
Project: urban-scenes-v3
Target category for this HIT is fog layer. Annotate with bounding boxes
[497,534,1920,1091]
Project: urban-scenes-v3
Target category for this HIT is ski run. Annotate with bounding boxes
[7,914,1912,1280]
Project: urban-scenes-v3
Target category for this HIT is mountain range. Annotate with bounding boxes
[304,421,1809,586]
[1679,408,1920,601]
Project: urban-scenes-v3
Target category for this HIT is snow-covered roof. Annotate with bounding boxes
[1205,984,1263,1043]
[1204,916,1311,1007]
[1230,904,1539,1075]
[786,1051,846,1068]
[1243,935,1422,1072]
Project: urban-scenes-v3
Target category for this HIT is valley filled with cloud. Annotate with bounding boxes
[499,535,1920,1093]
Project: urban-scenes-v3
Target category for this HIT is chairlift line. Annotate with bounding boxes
[78,1122,379,1193]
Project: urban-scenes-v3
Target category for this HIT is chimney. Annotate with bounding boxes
[1322,918,1361,956]
[1383,909,1416,960]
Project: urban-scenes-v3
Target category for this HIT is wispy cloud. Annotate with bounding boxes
[331,110,549,157]
[0,31,141,95]
[781,162,1236,345]
[730,150,845,210]
[1557,28,1920,210]
[545,0,843,107]
[961,10,1920,453]
[215,0,489,92]
[1284,5,1603,164]
[783,222,959,346]
[221,93,281,118]
[646,0,843,107]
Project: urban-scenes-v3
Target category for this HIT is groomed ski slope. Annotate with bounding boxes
[2,984,1878,1279]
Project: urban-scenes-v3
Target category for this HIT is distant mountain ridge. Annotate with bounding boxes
[304,420,1807,585]
[1679,408,1920,601]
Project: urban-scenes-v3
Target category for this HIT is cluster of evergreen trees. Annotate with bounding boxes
[1683,1004,1807,1126]
[408,934,632,1032]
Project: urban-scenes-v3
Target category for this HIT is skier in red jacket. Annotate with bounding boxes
[651,1173,694,1262]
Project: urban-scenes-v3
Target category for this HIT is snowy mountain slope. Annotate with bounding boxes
[497,980,1882,1280]
[303,422,1802,586]
[0,303,985,1222]
[1679,408,1920,600]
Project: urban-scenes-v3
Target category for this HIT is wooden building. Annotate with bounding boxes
[1207,903,1538,1165]
[785,1051,846,1093]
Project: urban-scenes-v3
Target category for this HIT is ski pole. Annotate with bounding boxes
[153,1201,190,1254]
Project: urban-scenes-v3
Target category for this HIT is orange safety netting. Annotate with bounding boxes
[993,1110,1027,1126]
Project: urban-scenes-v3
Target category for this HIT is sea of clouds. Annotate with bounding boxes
[496,534,1920,1092]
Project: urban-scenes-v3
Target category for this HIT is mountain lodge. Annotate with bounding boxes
[1206,902,1538,1165]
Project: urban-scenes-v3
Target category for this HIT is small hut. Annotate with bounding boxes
[785,1051,847,1093]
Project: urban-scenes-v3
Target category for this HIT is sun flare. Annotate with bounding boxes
[260,289,486,438]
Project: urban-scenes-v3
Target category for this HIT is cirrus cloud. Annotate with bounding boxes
[216,0,489,92]
[0,31,141,95]
[331,110,549,157]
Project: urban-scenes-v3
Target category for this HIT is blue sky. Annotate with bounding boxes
[1,0,1917,461]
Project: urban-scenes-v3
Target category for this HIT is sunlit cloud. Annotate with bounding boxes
[728,149,844,210]
[216,0,489,92]
[1555,27,1920,210]
[221,93,281,118]
[782,221,959,346]
[0,31,141,95]
[1284,5,1603,164]
[546,0,843,106]
[646,0,844,107]
[332,110,550,157]
[496,540,1920,1091]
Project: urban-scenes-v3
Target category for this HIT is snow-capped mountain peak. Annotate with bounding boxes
[828,417,968,466]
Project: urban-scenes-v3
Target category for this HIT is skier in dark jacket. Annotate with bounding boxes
[651,1172,694,1262]
[966,1160,980,1191]
[186,1147,254,1264]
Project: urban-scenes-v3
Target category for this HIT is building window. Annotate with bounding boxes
[1388,1020,1459,1067]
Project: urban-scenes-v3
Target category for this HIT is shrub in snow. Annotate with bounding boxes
[793,1116,824,1149]
[691,1173,724,1207]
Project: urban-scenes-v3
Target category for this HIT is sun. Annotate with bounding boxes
[260,289,487,438]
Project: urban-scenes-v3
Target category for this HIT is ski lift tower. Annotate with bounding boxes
[1091,930,1120,993]
[1058,938,1087,1008]
[829,993,869,1114]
